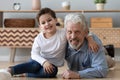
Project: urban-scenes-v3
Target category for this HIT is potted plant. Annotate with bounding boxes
[94,0,106,10]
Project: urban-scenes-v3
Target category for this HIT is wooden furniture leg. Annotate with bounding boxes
[10,48,16,63]
[0,12,3,27]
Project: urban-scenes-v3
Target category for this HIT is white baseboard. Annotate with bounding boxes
[115,56,120,61]
[0,56,30,62]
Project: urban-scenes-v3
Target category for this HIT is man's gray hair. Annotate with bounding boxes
[64,13,88,30]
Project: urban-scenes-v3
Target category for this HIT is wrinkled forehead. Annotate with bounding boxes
[66,21,84,31]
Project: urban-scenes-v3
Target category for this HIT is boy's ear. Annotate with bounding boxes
[38,24,40,28]
[55,18,57,22]
[38,25,41,29]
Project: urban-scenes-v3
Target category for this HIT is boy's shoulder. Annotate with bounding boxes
[57,28,65,32]
[34,32,42,39]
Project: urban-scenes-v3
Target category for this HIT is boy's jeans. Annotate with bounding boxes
[11,59,58,78]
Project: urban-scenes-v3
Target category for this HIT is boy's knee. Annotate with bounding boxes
[31,61,41,71]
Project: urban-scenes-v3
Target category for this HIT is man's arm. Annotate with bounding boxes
[63,34,108,79]
[62,47,108,79]
[78,46,108,78]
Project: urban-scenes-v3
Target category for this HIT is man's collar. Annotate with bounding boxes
[68,39,88,52]
[77,40,88,52]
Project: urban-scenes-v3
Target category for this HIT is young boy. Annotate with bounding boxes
[0,8,99,78]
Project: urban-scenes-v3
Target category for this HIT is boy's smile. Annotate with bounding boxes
[39,13,57,38]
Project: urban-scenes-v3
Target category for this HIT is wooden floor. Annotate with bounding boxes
[0,61,120,80]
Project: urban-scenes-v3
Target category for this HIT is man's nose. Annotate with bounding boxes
[71,33,76,39]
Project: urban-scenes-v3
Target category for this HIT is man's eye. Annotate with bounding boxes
[76,31,81,34]
[67,31,71,34]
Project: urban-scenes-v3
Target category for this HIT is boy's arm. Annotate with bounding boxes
[86,32,99,53]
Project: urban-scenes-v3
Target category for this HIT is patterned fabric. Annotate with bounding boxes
[0,28,40,48]
[0,28,119,48]
[90,28,120,48]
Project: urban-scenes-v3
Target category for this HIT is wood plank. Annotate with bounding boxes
[91,17,112,23]
[91,17,113,28]
[0,61,120,80]
[1,10,120,13]
[10,48,16,63]
[0,12,3,27]
[91,23,112,28]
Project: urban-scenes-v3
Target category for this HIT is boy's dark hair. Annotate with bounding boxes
[36,7,56,24]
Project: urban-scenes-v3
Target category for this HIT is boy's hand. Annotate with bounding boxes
[43,61,54,74]
[87,36,99,53]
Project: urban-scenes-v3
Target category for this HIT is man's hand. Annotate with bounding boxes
[43,61,54,74]
[62,70,80,79]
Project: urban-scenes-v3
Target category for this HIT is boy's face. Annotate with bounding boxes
[39,13,57,34]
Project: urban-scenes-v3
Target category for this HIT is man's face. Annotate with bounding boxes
[66,21,87,50]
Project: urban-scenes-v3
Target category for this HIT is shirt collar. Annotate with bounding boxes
[77,39,88,53]
[68,39,88,53]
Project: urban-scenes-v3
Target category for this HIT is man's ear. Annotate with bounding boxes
[84,28,89,37]
[84,32,88,37]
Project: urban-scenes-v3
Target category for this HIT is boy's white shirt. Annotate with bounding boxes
[31,28,67,67]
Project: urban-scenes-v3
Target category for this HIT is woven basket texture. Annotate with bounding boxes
[4,18,35,28]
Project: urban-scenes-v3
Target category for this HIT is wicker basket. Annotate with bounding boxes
[4,18,35,28]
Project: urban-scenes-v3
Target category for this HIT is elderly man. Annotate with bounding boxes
[62,13,108,79]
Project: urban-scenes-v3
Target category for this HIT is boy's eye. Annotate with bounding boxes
[48,19,52,22]
[41,22,45,24]
[40,19,52,25]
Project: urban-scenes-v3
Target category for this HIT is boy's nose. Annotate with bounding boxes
[45,22,49,26]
